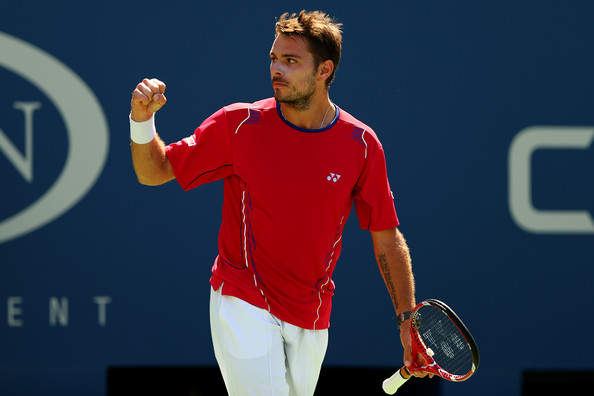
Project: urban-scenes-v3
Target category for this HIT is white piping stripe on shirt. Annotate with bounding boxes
[235,108,251,134]
[241,191,250,268]
[362,129,368,159]
[313,216,345,329]
[241,189,271,312]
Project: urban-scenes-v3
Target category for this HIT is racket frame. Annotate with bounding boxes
[408,299,480,381]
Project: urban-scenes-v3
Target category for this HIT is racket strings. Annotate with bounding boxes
[416,306,474,376]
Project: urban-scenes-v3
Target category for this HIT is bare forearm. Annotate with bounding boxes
[372,227,416,314]
[131,134,173,185]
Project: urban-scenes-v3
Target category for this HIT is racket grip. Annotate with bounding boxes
[382,367,411,394]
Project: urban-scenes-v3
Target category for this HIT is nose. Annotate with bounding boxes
[270,61,283,77]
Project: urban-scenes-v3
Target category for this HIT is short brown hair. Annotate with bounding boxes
[275,10,343,87]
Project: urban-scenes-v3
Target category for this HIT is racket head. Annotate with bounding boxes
[408,299,480,381]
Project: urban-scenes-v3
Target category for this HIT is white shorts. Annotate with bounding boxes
[209,284,329,396]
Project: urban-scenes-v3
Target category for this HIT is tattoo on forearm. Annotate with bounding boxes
[378,253,399,310]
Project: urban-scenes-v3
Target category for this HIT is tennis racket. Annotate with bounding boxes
[382,299,480,394]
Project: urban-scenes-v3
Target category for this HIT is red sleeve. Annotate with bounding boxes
[165,108,235,190]
[353,134,400,231]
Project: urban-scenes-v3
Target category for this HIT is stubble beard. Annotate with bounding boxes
[273,74,317,112]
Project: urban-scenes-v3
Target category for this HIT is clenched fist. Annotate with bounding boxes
[131,78,167,122]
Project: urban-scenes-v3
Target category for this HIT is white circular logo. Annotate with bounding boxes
[0,32,109,243]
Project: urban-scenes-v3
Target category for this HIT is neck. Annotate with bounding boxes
[280,95,335,130]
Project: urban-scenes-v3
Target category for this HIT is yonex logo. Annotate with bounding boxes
[327,173,341,182]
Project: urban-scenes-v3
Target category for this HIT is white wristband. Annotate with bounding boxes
[130,113,156,144]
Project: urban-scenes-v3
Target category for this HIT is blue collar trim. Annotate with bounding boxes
[276,101,339,133]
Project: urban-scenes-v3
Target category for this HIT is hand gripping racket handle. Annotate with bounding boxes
[382,367,411,394]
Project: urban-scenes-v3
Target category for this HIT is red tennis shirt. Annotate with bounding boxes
[165,98,399,329]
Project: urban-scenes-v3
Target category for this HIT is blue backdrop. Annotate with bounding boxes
[1,1,593,395]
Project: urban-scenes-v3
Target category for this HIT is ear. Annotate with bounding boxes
[317,59,334,83]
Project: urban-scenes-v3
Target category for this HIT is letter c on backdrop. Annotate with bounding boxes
[508,126,594,234]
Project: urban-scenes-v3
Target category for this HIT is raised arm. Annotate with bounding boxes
[130,78,175,186]
[371,227,417,366]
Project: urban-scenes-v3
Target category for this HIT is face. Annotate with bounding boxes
[270,34,319,110]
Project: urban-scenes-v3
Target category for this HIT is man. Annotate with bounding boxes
[130,10,422,396]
